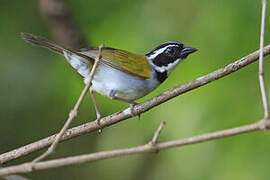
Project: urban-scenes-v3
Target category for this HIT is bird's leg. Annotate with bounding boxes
[109,90,140,119]
[90,90,102,126]
[115,97,139,118]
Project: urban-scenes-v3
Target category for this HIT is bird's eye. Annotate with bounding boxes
[165,48,173,55]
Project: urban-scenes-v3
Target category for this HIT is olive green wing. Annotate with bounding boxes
[79,47,152,80]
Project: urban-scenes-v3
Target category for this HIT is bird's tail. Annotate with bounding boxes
[21,33,93,78]
[21,32,66,55]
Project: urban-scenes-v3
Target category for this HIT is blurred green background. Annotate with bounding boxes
[1,0,270,179]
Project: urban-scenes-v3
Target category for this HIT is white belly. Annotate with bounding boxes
[84,63,160,100]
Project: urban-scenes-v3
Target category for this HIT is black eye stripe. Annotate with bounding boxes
[152,53,176,67]
[146,41,185,68]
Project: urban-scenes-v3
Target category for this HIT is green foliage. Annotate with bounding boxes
[0,0,270,179]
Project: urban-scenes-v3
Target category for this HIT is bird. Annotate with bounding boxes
[21,33,197,122]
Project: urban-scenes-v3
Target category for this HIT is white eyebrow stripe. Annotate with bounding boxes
[147,45,177,59]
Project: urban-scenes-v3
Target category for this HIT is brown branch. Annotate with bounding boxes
[29,0,92,163]
[40,0,87,49]
[259,0,270,120]
[1,45,270,164]
[149,121,166,145]
[0,120,270,176]
[31,45,104,163]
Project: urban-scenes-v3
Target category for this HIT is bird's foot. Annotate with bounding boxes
[130,102,141,120]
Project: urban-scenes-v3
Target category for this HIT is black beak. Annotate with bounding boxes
[180,46,198,59]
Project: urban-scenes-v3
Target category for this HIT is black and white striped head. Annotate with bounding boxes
[146,41,197,78]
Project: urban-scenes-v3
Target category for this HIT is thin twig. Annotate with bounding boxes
[0,120,269,176]
[1,45,270,164]
[259,0,270,120]
[32,45,103,163]
[150,121,166,145]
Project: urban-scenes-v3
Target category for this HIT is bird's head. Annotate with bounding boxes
[146,41,197,75]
